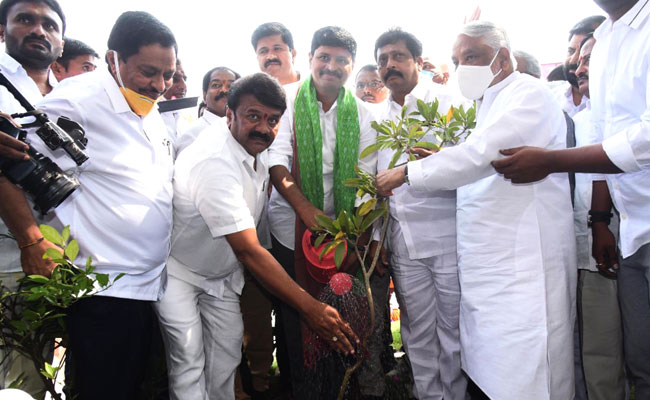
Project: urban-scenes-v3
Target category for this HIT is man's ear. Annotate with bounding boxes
[0,24,5,43]
[51,61,65,80]
[106,50,118,76]
[226,105,234,127]
[291,48,297,64]
[416,56,424,71]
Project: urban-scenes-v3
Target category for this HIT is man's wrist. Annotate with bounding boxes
[403,165,409,185]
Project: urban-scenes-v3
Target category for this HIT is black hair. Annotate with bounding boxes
[546,65,566,82]
[310,26,357,61]
[580,33,595,49]
[56,37,98,68]
[374,27,422,61]
[568,15,606,41]
[107,11,177,62]
[251,22,294,51]
[0,0,65,34]
[202,66,241,93]
[227,72,286,114]
[356,64,379,79]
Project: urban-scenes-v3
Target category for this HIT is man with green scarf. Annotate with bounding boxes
[267,26,377,399]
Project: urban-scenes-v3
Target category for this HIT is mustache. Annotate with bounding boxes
[213,91,228,102]
[577,72,589,81]
[249,130,271,143]
[320,69,342,78]
[264,58,281,68]
[23,34,51,50]
[383,69,403,81]
[563,64,579,88]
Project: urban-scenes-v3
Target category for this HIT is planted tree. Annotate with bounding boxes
[311,100,476,400]
[0,225,121,400]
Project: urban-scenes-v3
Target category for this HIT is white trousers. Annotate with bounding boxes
[389,220,466,400]
[154,274,243,400]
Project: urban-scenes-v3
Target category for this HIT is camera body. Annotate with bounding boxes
[0,116,81,214]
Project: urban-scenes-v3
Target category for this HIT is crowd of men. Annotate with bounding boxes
[0,0,648,399]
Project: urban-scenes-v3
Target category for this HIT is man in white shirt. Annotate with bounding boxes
[155,72,357,400]
[238,22,302,397]
[0,11,178,399]
[494,2,650,395]
[177,66,238,153]
[0,0,63,395]
[251,22,300,85]
[50,37,98,81]
[551,15,605,117]
[372,27,465,400]
[354,64,388,105]
[572,34,626,400]
[267,26,376,399]
[378,21,576,400]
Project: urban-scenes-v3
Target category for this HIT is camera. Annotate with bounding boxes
[0,71,89,214]
[0,116,80,214]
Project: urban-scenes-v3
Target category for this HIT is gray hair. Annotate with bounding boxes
[460,21,511,52]
[513,50,541,78]
[460,21,514,65]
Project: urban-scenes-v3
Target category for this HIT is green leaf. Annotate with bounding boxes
[39,225,63,246]
[43,248,62,261]
[359,143,381,159]
[65,239,79,261]
[314,234,326,249]
[361,209,387,232]
[41,362,56,379]
[61,226,70,245]
[388,149,403,169]
[334,242,346,268]
[343,178,361,188]
[416,141,440,151]
[95,273,109,287]
[314,214,336,233]
[27,275,49,284]
[320,241,337,260]
[357,198,377,216]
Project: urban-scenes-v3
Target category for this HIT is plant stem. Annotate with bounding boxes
[336,204,390,400]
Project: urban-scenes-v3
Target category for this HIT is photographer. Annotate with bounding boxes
[0,10,177,400]
[0,0,64,396]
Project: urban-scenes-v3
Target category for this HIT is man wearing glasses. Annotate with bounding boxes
[354,64,388,104]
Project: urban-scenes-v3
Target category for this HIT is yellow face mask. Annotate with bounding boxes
[112,51,158,117]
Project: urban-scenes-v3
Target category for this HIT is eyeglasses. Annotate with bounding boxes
[356,80,385,90]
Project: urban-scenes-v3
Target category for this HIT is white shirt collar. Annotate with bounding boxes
[101,69,133,114]
[202,109,221,124]
[481,71,519,101]
[595,0,650,39]
[225,129,265,172]
[621,0,650,29]
[0,52,58,89]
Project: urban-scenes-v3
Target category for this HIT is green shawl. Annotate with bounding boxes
[294,76,360,216]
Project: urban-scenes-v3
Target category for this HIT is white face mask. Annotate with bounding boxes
[456,50,502,100]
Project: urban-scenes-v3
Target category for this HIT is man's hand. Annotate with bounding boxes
[297,204,326,231]
[369,240,389,276]
[20,238,61,277]
[406,146,437,160]
[592,223,618,279]
[0,131,29,161]
[376,166,406,197]
[492,147,553,183]
[302,300,359,355]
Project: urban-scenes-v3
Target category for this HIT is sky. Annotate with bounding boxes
[55,0,605,99]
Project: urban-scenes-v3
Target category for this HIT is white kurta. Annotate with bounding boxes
[408,72,577,400]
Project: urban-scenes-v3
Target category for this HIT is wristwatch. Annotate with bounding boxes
[588,210,613,227]
[404,164,410,185]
